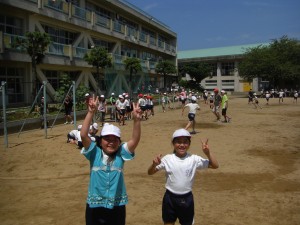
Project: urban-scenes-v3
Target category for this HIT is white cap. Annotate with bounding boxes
[100,95,105,98]
[101,123,121,137]
[118,95,124,99]
[111,93,115,95]
[172,128,191,139]
[77,125,82,131]
[191,96,197,101]
[221,90,225,93]
[85,93,90,97]
[92,122,98,130]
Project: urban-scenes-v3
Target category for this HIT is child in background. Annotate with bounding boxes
[148,128,219,225]
[182,96,200,134]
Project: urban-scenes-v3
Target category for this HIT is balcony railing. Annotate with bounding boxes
[1,33,165,71]
[20,0,177,54]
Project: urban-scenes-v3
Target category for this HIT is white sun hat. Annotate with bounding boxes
[172,128,191,139]
[191,96,197,101]
[101,123,121,137]
[92,122,98,130]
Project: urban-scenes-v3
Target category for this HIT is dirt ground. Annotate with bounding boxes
[0,96,299,225]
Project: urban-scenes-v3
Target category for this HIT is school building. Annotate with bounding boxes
[178,43,270,93]
[0,0,177,107]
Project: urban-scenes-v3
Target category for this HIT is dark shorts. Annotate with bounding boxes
[180,99,187,104]
[162,190,194,225]
[188,113,195,121]
[118,109,126,116]
[65,108,72,116]
[222,108,227,116]
[140,106,146,111]
[86,204,126,225]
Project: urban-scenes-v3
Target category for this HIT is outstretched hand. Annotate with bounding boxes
[87,94,99,113]
[131,102,143,120]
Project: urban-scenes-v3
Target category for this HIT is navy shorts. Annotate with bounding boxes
[85,204,126,225]
[162,190,194,225]
[188,113,195,121]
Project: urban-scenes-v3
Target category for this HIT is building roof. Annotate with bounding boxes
[177,43,270,60]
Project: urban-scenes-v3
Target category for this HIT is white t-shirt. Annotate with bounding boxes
[184,103,200,114]
[156,153,209,194]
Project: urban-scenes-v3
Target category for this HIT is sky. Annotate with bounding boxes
[124,0,300,51]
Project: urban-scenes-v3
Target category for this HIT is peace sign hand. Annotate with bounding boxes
[87,94,99,113]
[201,138,210,155]
[131,102,143,120]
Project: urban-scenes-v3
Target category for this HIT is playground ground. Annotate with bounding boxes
[0,96,299,225]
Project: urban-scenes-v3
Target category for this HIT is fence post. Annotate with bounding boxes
[1,81,8,148]
[43,81,47,139]
[72,81,76,128]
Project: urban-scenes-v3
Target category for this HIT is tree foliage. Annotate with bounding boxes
[238,36,300,87]
[155,60,177,89]
[84,47,112,94]
[84,47,112,69]
[123,57,142,96]
[123,57,142,76]
[178,61,212,83]
[54,73,89,109]
[13,31,51,66]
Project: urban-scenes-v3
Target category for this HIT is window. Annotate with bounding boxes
[221,62,235,76]
[0,67,24,104]
[209,63,217,76]
[0,15,23,35]
[42,24,78,45]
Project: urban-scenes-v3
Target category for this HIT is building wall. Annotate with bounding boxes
[0,0,177,106]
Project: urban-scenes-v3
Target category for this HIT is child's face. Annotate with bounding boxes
[173,137,191,157]
[101,135,121,155]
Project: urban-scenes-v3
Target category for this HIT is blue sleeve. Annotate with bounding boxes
[120,143,135,161]
[80,141,98,162]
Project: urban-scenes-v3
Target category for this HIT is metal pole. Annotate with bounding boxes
[18,84,44,137]
[1,81,8,148]
[43,81,47,139]
[50,84,73,130]
[72,81,76,128]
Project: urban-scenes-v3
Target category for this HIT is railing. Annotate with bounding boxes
[48,42,67,56]
[73,46,88,58]
[113,21,125,34]
[72,5,92,22]
[95,13,111,29]
[21,0,177,53]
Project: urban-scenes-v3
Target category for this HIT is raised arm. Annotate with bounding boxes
[81,95,99,148]
[126,102,143,153]
[201,139,219,169]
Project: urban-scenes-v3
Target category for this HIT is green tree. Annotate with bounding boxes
[155,60,177,90]
[54,73,89,110]
[178,61,212,83]
[123,57,142,97]
[238,36,300,88]
[13,31,51,96]
[84,47,112,94]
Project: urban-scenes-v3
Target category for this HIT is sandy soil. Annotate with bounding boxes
[0,96,300,225]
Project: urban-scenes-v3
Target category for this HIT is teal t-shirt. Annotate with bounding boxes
[81,141,134,208]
